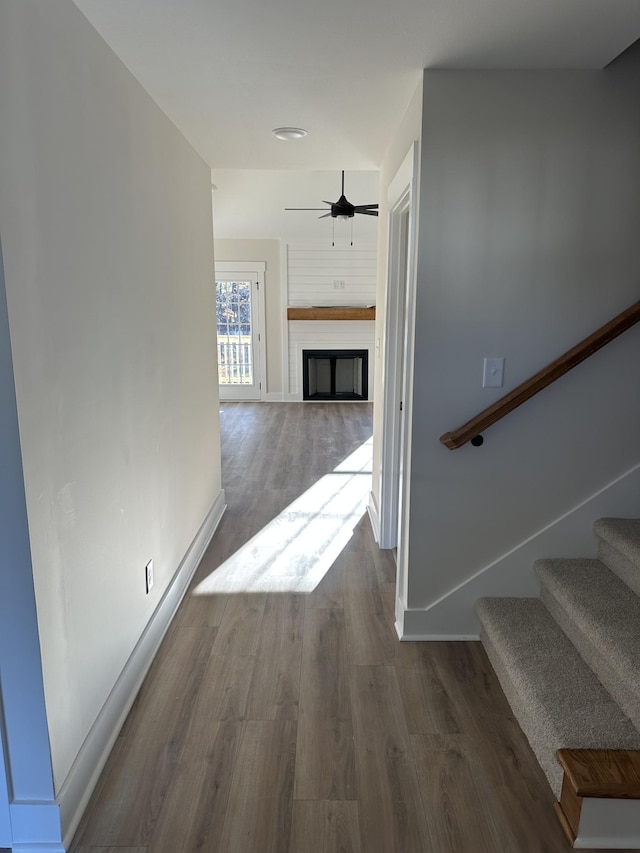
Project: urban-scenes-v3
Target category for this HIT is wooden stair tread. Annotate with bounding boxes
[556,749,640,798]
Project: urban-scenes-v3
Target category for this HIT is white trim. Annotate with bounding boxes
[0,711,11,847]
[215,262,266,401]
[281,243,291,398]
[394,463,640,639]
[394,592,408,635]
[281,397,372,404]
[216,261,265,272]
[0,236,61,848]
[282,394,371,404]
[378,143,419,621]
[264,392,285,402]
[9,803,62,847]
[367,491,380,543]
[399,631,478,641]
[379,170,409,547]
[396,614,478,642]
[58,491,226,847]
[283,241,378,252]
[395,599,477,641]
[396,145,420,613]
[574,797,640,848]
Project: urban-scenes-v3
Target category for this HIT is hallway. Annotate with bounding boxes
[71,403,572,852]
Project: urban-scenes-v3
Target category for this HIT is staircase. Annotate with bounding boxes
[477,517,640,849]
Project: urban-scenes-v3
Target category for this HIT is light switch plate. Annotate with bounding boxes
[145,559,154,594]
[483,357,504,388]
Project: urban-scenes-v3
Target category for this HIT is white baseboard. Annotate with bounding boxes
[57,490,226,848]
[367,491,380,543]
[394,593,407,639]
[395,463,640,640]
[219,393,285,403]
[9,801,63,850]
[395,605,477,641]
[399,630,479,641]
[575,797,640,848]
[282,394,374,404]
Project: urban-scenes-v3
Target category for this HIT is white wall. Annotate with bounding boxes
[0,0,222,822]
[211,170,379,242]
[214,239,283,395]
[287,245,377,307]
[404,68,640,618]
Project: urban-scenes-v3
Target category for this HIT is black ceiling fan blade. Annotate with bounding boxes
[286,173,378,222]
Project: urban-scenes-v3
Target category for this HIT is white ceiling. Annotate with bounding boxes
[211,169,380,242]
[73,0,640,172]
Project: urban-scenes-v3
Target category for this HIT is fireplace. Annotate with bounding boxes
[302,349,368,401]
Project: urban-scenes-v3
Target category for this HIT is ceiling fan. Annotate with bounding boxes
[285,171,378,219]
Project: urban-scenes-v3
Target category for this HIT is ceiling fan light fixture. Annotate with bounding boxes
[284,171,378,227]
[272,126,308,141]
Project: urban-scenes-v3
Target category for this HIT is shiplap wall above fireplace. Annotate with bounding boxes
[287,244,377,307]
[284,243,377,400]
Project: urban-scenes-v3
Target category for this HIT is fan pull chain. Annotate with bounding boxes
[332,218,335,247]
[350,218,353,247]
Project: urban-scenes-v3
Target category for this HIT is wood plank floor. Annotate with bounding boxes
[71,402,581,852]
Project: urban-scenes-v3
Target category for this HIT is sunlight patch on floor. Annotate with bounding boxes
[193,436,373,594]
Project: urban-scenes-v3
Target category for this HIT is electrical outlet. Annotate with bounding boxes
[145,559,154,594]
[332,279,345,289]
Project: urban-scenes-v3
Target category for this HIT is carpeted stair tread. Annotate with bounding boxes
[536,557,640,730]
[476,596,640,797]
[594,518,640,567]
[594,518,640,597]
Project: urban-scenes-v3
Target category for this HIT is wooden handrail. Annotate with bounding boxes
[440,299,640,450]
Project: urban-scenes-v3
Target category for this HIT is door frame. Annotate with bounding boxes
[379,143,419,612]
[0,712,11,848]
[215,261,266,401]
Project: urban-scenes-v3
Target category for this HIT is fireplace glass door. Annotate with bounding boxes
[303,350,368,401]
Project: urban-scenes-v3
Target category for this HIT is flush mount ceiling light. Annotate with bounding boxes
[272,126,308,141]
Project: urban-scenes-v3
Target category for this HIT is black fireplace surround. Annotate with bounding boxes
[302,349,368,401]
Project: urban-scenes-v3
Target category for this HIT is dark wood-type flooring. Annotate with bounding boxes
[71,402,582,852]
